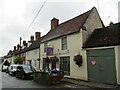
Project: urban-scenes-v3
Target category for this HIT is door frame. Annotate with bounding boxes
[86,48,117,84]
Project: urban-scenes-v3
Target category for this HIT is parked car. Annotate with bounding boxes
[16,65,35,79]
[9,64,19,76]
[6,66,9,73]
[1,65,8,72]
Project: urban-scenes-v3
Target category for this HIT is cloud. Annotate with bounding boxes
[0,0,118,56]
[23,1,93,36]
[98,0,118,25]
[119,1,120,22]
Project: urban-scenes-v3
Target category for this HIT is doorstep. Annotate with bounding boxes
[61,77,119,89]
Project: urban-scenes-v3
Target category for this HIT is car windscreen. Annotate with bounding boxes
[13,66,17,69]
[23,66,32,71]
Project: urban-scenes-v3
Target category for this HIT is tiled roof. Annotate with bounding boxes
[13,37,42,55]
[41,8,93,43]
[83,23,120,48]
[25,37,41,52]
[12,50,19,56]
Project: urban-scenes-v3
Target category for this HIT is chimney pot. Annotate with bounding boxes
[17,44,20,51]
[35,32,41,40]
[30,36,34,41]
[51,17,59,30]
[14,46,16,51]
[23,40,27,47]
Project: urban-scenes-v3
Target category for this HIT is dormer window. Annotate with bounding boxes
[61,36,67,50]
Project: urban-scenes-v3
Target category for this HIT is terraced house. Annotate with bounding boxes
[40,7,104,81]
[25,32,41,70]
[10,32,41,69]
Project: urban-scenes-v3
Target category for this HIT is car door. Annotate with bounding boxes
[20,66,24,77]
[16,66,23,77]
[9,66,13,75]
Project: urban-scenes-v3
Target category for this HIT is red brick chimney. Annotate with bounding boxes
[35,32,41,40]
[51,17,59,30]
[14,46,16,51]
[17,44,20,51]
[23,40,27,47]
[30,36,34,41]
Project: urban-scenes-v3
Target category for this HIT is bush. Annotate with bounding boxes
[13,56,21,64]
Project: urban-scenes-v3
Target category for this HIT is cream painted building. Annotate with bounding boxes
[40,7,104,81]
[26,48,40,70]
[11,32,41,70]
[26,32,41,70]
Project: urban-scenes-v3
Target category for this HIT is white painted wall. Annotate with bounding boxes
[82,7,103,44]
[40,32,88,80]
[117,46,120,84]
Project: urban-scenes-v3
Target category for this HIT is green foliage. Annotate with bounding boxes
[13,56,21,64]
[107,22,120,30]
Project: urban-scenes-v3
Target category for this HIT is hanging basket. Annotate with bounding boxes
[51,56,59,62]
[73,54,82,67]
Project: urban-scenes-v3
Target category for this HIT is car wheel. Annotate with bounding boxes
[9,72,11,75]
[22,75,25,80]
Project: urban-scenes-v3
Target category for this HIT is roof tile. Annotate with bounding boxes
[41,9,92,42]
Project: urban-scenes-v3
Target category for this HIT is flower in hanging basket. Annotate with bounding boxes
[73,54,82,67]
[51,56,59,62]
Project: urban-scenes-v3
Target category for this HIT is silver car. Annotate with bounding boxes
[9,64,19,76]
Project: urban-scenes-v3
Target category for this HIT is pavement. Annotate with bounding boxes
[62,77,120,89]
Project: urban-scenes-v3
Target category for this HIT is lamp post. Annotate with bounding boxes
[20,37,22,64]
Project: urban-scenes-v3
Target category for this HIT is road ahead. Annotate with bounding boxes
[2,72,46,88]
[2,72,91,89]
[2,72,69,88]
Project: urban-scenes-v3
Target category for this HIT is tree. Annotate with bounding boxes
[13,56,21,64]
[109,21,114,26]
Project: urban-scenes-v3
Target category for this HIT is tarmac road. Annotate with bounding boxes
[2,72,91,89]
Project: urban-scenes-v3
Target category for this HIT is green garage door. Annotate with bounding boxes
[87,48,117,84]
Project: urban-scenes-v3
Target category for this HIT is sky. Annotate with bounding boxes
[0,0,119,56]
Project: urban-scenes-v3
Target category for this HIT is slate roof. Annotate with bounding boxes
[24,37,41,52]
[13,37,42,55]
[41,8,94,43]
[83,23,120,48]
[12,50,19,56]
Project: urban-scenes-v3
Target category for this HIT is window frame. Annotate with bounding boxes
[60,56,70,76]
[61,36,67,50]
[44,42,48,53]
[43,58,49,71]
